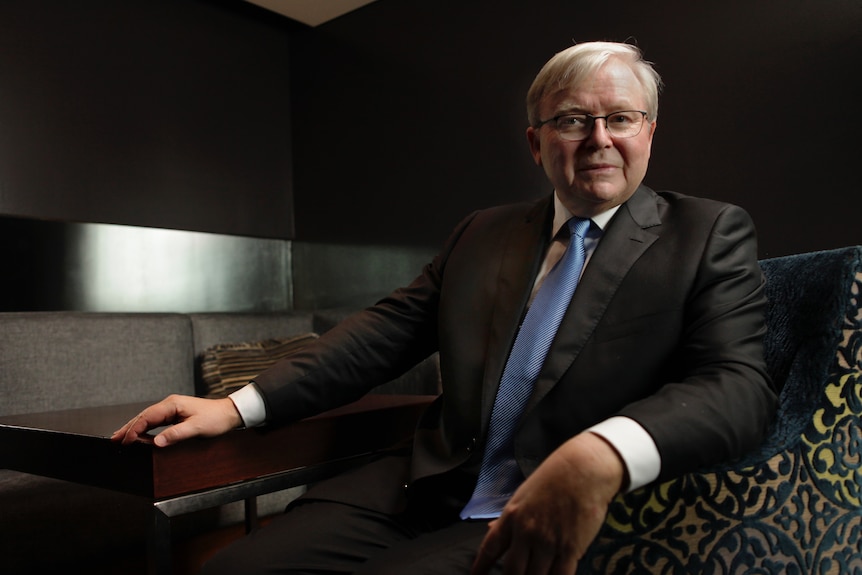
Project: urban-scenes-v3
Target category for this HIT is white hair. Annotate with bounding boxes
[526,41,663,126]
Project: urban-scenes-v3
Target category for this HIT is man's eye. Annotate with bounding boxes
[609,113,635,124]
[557,115,586,127]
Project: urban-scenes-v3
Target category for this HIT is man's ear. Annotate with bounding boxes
[646,120,657,154]
[526,127,543,166]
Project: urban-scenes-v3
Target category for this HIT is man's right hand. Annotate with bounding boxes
[111,394,243,447]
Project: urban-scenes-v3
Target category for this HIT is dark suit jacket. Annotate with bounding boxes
[254,185,777,511]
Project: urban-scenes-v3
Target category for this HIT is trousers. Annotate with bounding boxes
[199,498,498,575]
[199,453,498,574]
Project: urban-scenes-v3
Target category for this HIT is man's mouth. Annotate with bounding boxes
[579,163,618,173]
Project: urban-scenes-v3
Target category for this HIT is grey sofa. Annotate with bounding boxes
[0,308,440,572]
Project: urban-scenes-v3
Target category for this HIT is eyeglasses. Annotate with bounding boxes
[534,110,648,141]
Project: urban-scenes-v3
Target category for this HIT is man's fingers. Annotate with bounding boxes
[472,520,511,575]
[521,547,553,575]
[153,421,189,447]
[548,554,579,575]
[501,544,528,575]
[111,413,151,445]
[111,395,243,447]
[111,397,181,445]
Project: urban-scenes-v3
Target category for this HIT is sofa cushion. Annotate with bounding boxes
[189,312,317,357]
[201,333,319,398]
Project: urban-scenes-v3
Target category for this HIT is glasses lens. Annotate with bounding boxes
[605,111,644,138]
[554,115,589,140]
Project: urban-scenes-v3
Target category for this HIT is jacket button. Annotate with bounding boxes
[466,437,477,453]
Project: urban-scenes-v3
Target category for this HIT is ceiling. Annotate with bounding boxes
[245,0,377,27]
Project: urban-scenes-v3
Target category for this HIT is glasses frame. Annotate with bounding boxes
[534,110,649,141]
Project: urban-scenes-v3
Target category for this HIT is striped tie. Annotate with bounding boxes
[461,216,591,519]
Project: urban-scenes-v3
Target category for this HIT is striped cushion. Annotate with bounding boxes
[200,333,319,398]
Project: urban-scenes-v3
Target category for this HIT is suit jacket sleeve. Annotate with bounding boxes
[250,212,478,424]
[614,199,776,480]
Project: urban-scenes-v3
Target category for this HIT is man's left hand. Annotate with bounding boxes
[471,432,625,575]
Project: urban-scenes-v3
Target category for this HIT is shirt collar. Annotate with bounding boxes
[551,191,620,238]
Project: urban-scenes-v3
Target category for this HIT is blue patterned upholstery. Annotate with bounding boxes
[582,246,862,574]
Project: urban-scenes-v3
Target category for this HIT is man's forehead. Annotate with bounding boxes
[542,89,645,115]
[542,63,648,114]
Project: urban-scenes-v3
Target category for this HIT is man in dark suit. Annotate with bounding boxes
[114,41,776,574]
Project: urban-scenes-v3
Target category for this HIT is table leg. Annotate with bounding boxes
[148,504,173,575]
[142,455,375,574]
[244,497,259,534]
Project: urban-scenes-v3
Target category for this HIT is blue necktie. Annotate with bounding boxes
[461,217,591,519]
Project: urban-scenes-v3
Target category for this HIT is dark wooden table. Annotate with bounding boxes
[0,394,434,575]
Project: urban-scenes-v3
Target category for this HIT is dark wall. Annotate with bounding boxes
[291,0,862,257]
[1,0,859,303]
[0,0,297,239]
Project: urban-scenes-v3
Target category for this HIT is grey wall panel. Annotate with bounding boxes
[1,217,292,313]
[291,241,436,310]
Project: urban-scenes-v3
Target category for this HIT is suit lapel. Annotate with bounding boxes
[480,196,553,426]
[524,185,662,413]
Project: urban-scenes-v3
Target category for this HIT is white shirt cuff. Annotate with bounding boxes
[228,383,267,428]
[588,416,661,492]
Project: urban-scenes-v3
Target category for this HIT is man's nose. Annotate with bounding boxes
[585,118,614,147]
